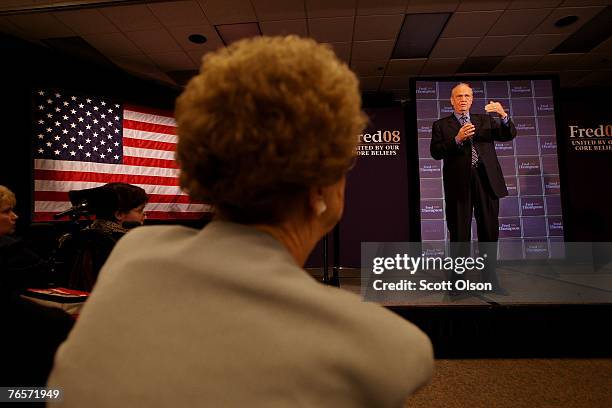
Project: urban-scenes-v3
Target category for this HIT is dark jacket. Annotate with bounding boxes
[430,113,517,200]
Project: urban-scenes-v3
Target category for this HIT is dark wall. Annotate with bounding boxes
[0,33,179,231]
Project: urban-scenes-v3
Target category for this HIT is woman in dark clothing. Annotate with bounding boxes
[0,185,74,387]
[57,183,148,291]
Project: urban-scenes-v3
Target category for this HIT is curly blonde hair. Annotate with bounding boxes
[175,35,367,223]
[0,185,16,209]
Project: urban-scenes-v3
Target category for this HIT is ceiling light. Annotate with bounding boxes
[555,16,578,28]
[188,34,207,44]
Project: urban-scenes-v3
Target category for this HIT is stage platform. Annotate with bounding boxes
[305,267,612,359]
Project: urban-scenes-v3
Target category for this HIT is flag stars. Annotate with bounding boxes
[55,93,61,98]
[38,119,44,125]
[62,115,68,120]
[114,142,119,146]
[93,132,98,137]
[86,98,92,103]
[54,150,60,155]
[108,121,113,127]
[114,116,119,121]
[70,109,76,114]
[70,151,76,156]
[115,104,120,108]
[85,138,91,143]
[78,103,84,108]
[86,111,91,116]
[63,102,69,106]
[101,114,106,119]
[93,106,99,111]
[93,146,98,151]
[86,152,91,158]
[78,145,83,150]
[93,119,99,124]
[47,113,53,118]
[70,137,76,142]
[101,127,106,132]
[107,147,112,153]
[38,91,44,96]
[78,117,84,122]
[38,148,44,154]
[54,121,60,126]
[55,107,61,112]
[62,143,68,149]
[107,134,113,139]
[100,153,106,159]
[70,123,77,128]
[100,140,106,145]
[114,129,119,134]
[38,105,44,110]
[46,142,52,147]
[46,128,52,133]
[86,125,91,130]
[62,129,69,134]
[114,155,119,160]
[47,99,53,104]
[71,96,77,101]
[37,134,44,139]
[54,136,60,141]
[78,131,84,136]
[101,101,106,106]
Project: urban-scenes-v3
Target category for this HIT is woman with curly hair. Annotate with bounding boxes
[49,36,433,407]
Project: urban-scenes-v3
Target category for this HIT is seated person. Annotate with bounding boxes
[56,183,147,291]
[0,185,74,386]
[47,36,433,407]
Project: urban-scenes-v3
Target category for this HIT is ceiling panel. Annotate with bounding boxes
[591,36,612,54]
[216,22,261,44]
[488,8,553,36]
[430,37,481,58]
[405,0,459,13]
[356,0,407,16]
[251,0,306,21]
[8,13,74,38]
[575,69,612,87]
[570,52,612,70]
[471,35,526,56]
[560,0,609,5]
[358,76,382,90]
[167,24,224,51]
[111,54,159,74]
[260,19,308,36]
[457,0,511,11]
[327,41,351,62]
[441,11,503,38]
[531,6,605,35]
[421,57,464,74]
[508,0,562,8]
[492,55,542,72]
[534,53,583,70]
[350,60,388,76]
[197,0,257,24]
[308,17,353,43]
[385,58,426,75]
[557,69,590,87]
[512,33,569,55]
[148,1,208,27]
[83,32,142,56]
[148,50,198,71]
[351,40,395,60]
[353,14,403,41]
[305,0,356,18]
[100,4,162,31]
[53,9,118,36]
[380,75,412,90]
[125,29,181,54]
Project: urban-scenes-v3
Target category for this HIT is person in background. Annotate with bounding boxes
[0,185,74,387]
[56,182,148,291]
[48,36,433,407]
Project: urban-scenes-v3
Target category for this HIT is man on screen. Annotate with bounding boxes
[430,82,516,293]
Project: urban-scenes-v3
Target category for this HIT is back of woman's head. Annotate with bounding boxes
[175,35,367,224]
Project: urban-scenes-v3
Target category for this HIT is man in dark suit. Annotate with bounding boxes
[430,83,516,293]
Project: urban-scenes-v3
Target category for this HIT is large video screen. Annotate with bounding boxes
[415,79,564,260]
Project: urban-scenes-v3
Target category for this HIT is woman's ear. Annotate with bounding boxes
[308,186,326,217]
[114,210,125,222]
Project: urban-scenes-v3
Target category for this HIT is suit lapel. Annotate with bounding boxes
[446,114,460,138]
[470,113,481,140]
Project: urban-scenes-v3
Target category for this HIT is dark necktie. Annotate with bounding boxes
[460,114,478,167]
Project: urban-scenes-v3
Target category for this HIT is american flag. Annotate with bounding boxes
[32,89,211,221]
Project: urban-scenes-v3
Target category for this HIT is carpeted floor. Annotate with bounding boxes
[405,359,612,408]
